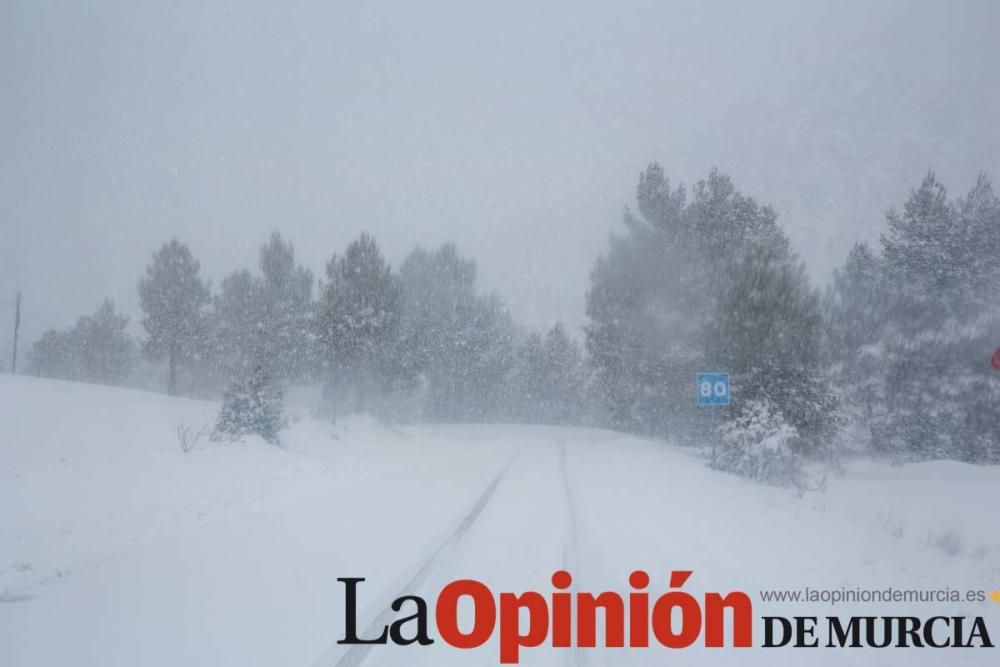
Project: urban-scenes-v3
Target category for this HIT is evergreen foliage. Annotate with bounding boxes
[28,300,136,385]
[586,165,836,473]
[137,240,210,395]
[213,366,284,445]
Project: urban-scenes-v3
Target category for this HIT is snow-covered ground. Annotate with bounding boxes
[1,374,997,666]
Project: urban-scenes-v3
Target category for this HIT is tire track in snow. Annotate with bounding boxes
[557,440,585,667]
[557,436,641,667]
[558,441,581,572]
[315,456,516,667]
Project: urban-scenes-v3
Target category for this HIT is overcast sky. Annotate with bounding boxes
[3,0,999,350]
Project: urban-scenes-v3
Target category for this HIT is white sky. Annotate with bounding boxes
[2,0,999,348]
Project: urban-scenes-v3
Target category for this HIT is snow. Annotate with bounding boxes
[1,374,998,666]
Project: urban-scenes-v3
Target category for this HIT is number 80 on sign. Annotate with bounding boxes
[697,373,730,405]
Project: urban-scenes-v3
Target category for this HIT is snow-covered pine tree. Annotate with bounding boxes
[823,242,892,453]
[532,323,586,424]
[585,167,701,437]
[706,244,838,462]
[209,232,314,391]
[212,269,260,382]
[213,365,284,445]
[871,172,1000,463]
[316,233,402,414]
[452,293,517,422]
[28,300,136,386]
[512,332,547,423]
[27,329,76,380]
[73,300,136,385]
[397,243,478,419]
[586,165,805,444]
[394,243,519,422]
[257,232,314,380]
[138,240,210,395]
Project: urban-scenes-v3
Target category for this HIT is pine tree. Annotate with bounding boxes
[882,172,960,306]
[824,243,886,362]
[871,173,1000,462]
[533,323,586,424]
[512,332,547,422]
[586,164,798,441]
[397,243,481,419]
[393,243,518,421]
[210,233,314,389]
[213,365,284,445]
[138,240,210,395]
[28,329,76,380]
[213,269,260,381]
[316,233,401,413]
[257,232,313,380]
[74,300,136,385]
[706,245,837,458]
[823,243,891,450]
[455,293,517,421]
[27,300,135,386]
[955,173,1000,305]
[513,323,586,424]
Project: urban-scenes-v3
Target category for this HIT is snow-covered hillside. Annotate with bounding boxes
[1,375,997,666]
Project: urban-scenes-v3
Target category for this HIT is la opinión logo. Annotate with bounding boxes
[335,570,996,663]
[337,569,752,663]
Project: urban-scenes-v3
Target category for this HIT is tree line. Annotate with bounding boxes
[27,165,1000,477]
[585,165,999,482]
[29,232,588,428]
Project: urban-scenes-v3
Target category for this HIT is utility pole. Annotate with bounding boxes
[11,291,20,374]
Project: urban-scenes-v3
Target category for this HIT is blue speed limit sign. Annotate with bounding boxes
[697,372,730,405]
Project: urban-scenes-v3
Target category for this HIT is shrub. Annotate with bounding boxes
[213,367,284,445]
[177,422,210,453]
[712,399,804,487]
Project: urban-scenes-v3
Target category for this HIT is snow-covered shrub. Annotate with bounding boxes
[712,399,803,487]
[212,367,284,445]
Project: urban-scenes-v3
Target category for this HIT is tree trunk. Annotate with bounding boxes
[168,345,177,396]
[357,363,368,413]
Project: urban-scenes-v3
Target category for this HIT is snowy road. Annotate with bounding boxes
[343,430,1000,666]
[2,376,998,666]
